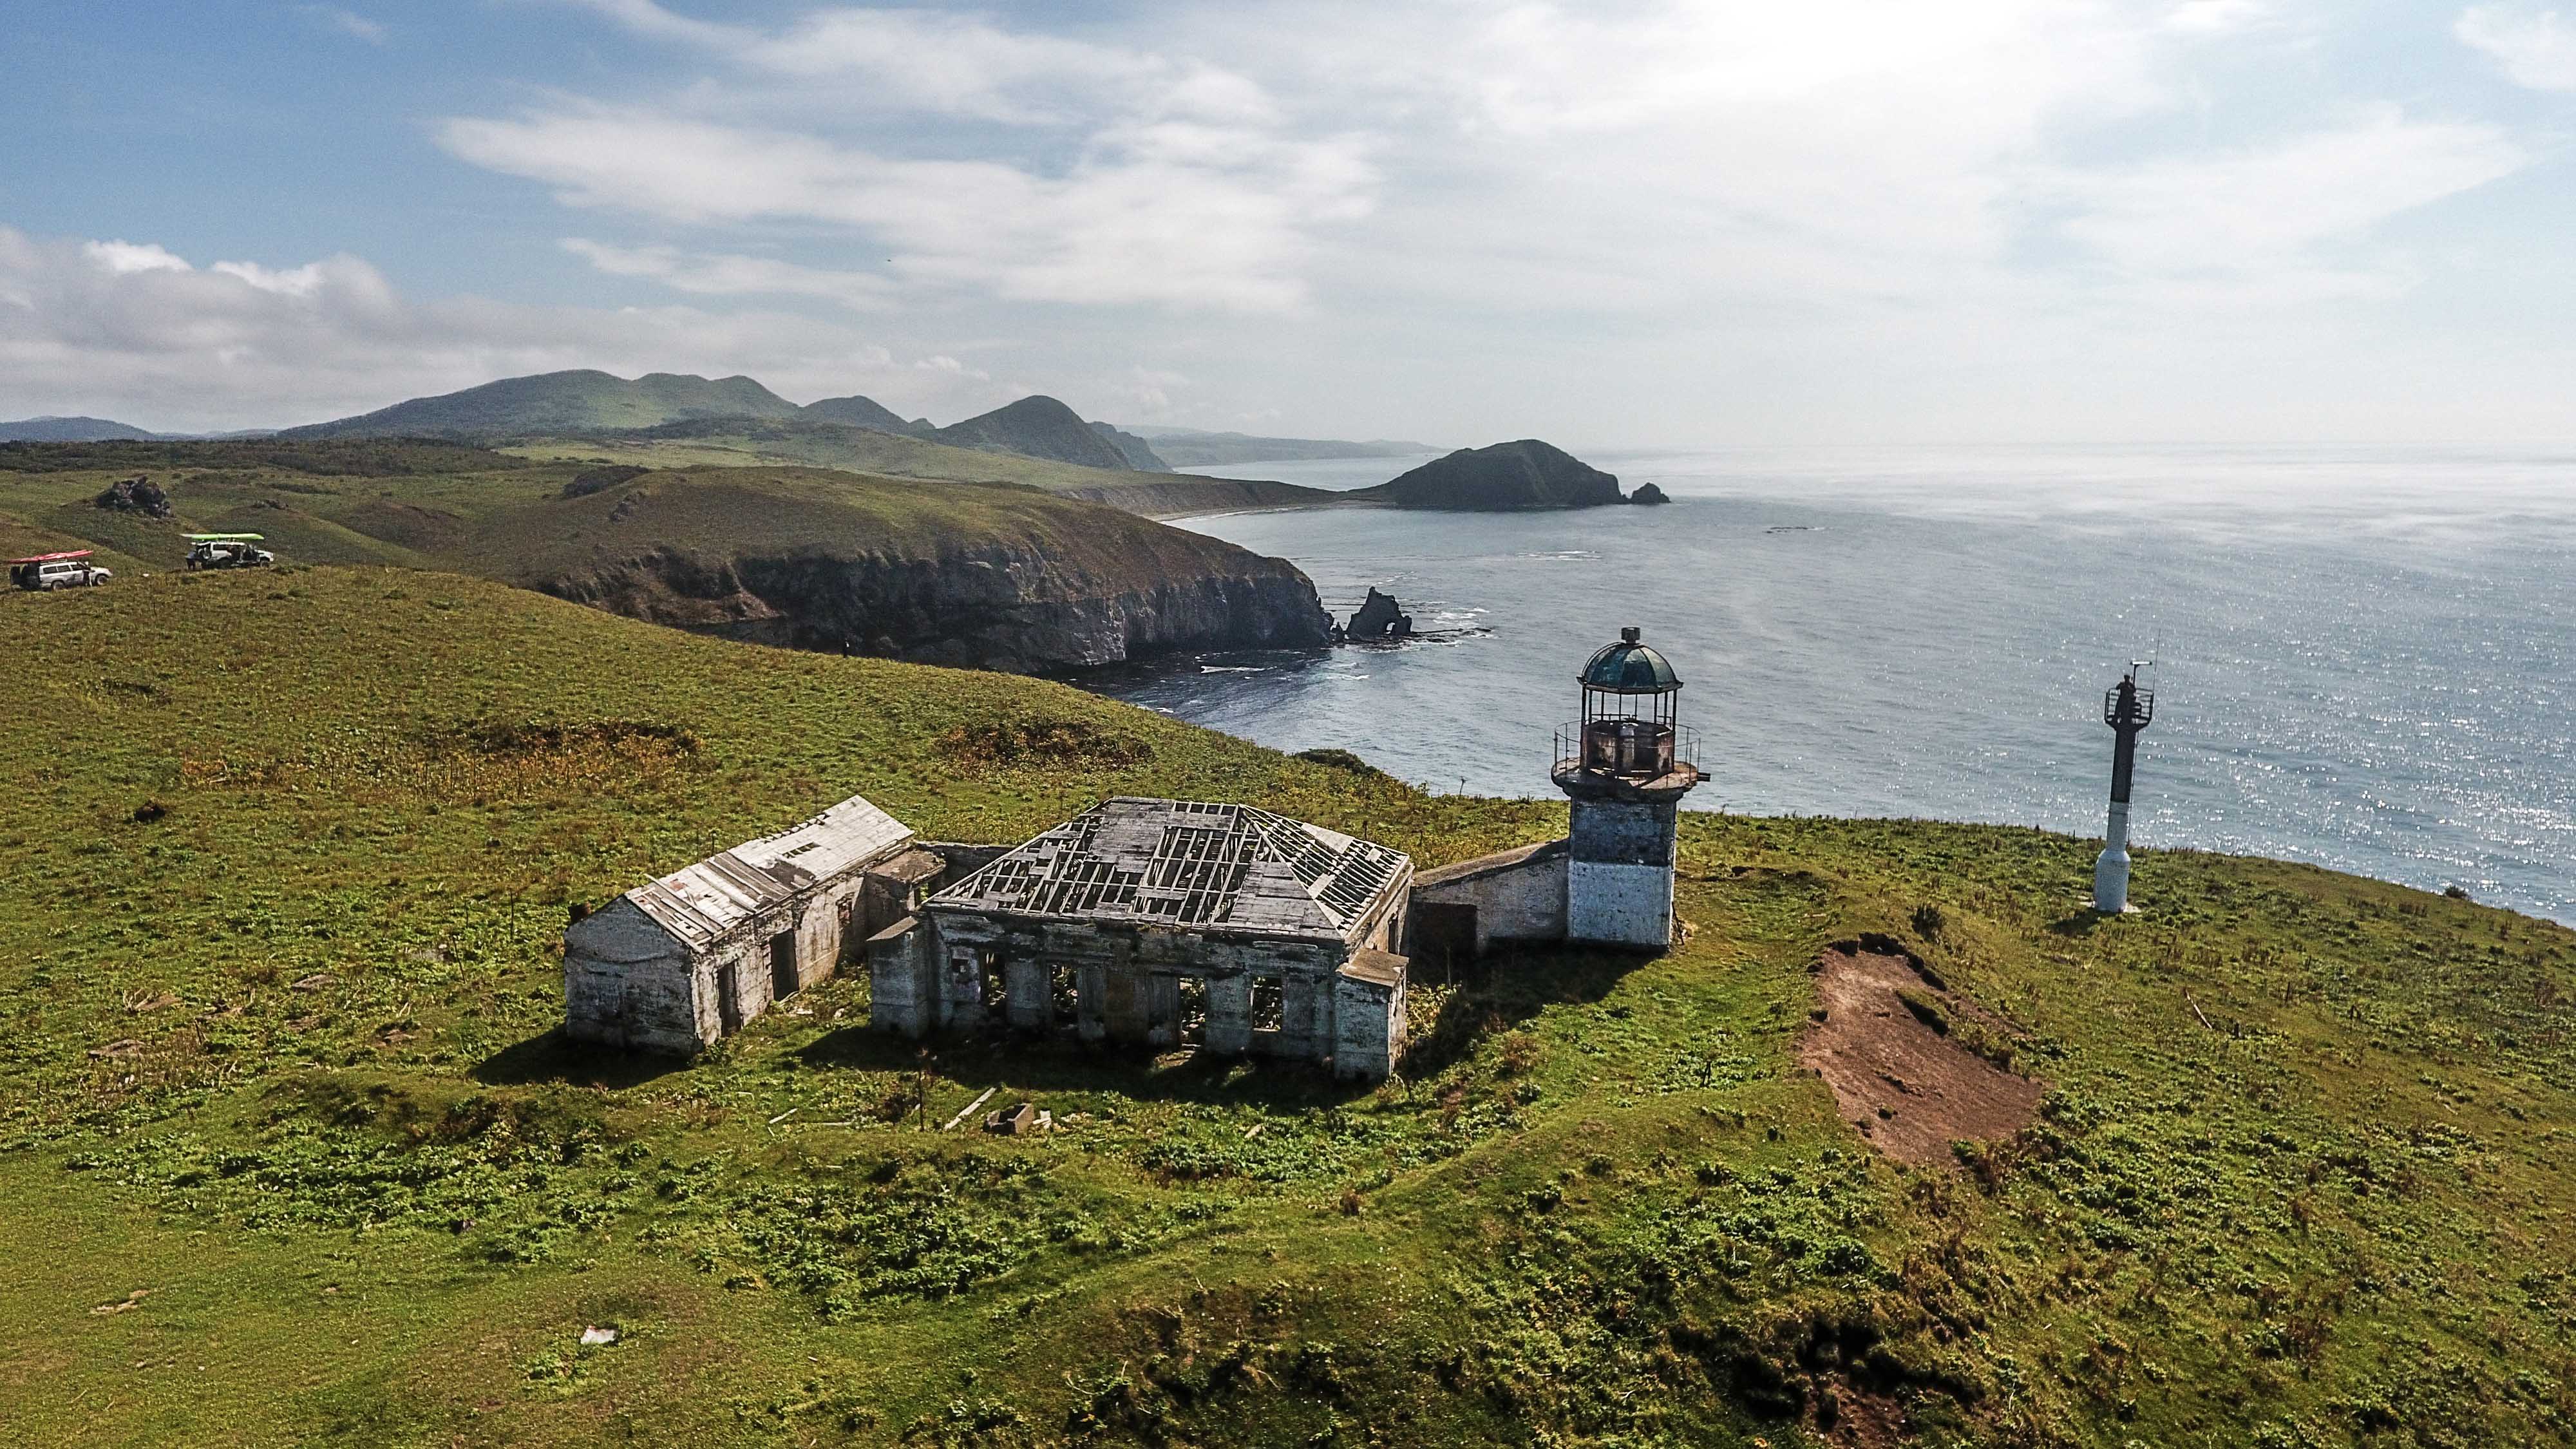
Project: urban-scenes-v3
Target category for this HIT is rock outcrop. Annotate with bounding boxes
[1630,482,1671,505]
[1348,440,1625,510]
[94,476,174,518]
[1341,587,1413,640]
[537,542,1331,674]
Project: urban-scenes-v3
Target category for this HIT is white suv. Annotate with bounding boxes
[10,558,113,591]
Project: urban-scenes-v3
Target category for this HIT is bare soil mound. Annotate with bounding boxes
[1799,946,2041,1168]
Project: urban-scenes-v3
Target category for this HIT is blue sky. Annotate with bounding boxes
[3,0,2572,442]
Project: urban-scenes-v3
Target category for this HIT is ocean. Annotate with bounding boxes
[1086,446,2576,925]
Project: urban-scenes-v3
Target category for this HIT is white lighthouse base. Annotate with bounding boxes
[2093,801,2134,913]
[1567,860,1675,947]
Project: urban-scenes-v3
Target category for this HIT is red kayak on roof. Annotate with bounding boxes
[5,549,93,565]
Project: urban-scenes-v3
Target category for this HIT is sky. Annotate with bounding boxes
[1,0,2572,444]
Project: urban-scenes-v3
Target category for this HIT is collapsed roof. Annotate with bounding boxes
[926,797,1410,942]
[625,791,913,947]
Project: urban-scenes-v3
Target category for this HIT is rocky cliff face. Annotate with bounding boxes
[534,540,1332,674]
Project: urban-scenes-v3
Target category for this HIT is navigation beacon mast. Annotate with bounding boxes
[2093,661,2156,914]
[1553,627,1702,947]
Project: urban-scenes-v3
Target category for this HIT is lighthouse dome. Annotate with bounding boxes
[1578,627,1681,694]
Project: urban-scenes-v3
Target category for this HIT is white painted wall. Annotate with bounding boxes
[1567,860,1673,947]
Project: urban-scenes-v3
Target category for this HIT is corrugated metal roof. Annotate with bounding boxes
[925,797,1410,942]
[623,792,913,946]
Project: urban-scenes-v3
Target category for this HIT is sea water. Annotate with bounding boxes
[1085,446,2576,924]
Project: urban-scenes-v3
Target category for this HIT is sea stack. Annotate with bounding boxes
[2094,664,2156,913]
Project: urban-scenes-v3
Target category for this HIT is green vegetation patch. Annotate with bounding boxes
[1,566,2572,1448]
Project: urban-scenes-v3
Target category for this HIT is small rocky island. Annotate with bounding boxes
[1345,439,1654,511]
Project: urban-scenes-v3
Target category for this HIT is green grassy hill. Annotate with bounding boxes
[279,370,807,439]
[0,442,1333,667]
[511,421,1340,519]
[3,567,2571,1448]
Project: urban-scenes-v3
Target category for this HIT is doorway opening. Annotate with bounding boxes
[770,929,799,1001]
[717,961,744,1033]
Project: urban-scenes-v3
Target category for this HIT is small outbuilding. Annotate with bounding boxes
[870,797,1416,1080]
[564,791,932,1052]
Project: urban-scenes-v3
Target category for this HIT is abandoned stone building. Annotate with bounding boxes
[869,797,1416,1079]
[572,627,1698,1074]
[563,791,941,1052]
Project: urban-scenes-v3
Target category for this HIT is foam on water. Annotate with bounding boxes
[1093,446,2576,923]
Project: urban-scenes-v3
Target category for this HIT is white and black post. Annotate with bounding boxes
[2093,663,2156,913]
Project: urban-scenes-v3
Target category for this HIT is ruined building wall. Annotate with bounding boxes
[569,858,900,1053]
[564,899,710,1053]
[869,892,1412,1079]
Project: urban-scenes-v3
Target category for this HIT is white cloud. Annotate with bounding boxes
[2050,109,2524,281]
[560,0,1267,125]
[85,240,194,275]
[2164,0,2268,34]
[301,6,387,44]
[559,238,895,310]
[0,226,1020,431]
[2458,5,2576,89]
[442,107,1368,310]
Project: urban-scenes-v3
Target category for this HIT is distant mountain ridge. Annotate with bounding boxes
[927,395,1144,471]
[1,416,166,443]
[278,369,1172,473]
[280,370,806,440]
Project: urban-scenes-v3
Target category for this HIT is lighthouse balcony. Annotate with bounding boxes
[1553,720,1700,797]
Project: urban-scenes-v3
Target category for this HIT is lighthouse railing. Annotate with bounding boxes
[1553,721,1698,781]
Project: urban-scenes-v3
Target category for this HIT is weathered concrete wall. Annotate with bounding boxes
[1410,840,1568,954]
[564,900,708,1052]
[867,916,933,1036]
[1332,972,1405,1081]
[1567,859,1674,947]
[889,898,1411,1077]
[569,852,889,1052]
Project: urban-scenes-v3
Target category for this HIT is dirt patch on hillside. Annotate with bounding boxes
[1800,945,2041,1168]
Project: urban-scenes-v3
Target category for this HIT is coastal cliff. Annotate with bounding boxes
[537,541,1329,672]
[483,467,1332,672]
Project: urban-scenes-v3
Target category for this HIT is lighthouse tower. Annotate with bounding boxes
[2093,663,2156,913]
[1553,627,1701,947]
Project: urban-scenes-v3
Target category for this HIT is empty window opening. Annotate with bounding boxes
[1050,963,1079,1028]
[770,929,799,1000]
[981,951,1008,1014]
[1250,976,1284,1034]
[1176,975,1208,1046]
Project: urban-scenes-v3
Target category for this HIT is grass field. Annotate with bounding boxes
[0,442,1322,656]
[3,567,2571,1448]
[504,421,1346,518]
